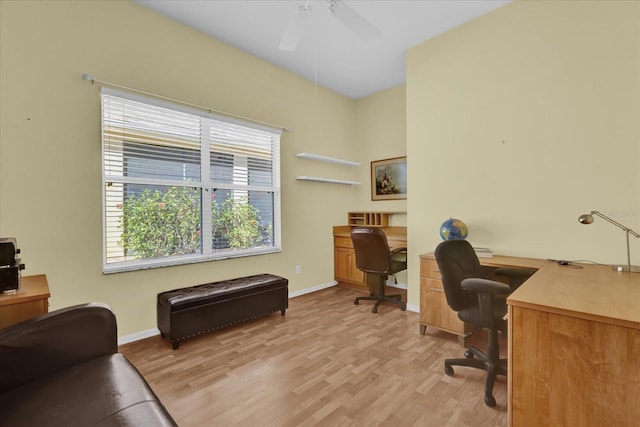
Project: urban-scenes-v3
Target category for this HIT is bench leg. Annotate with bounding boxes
[281,308,286,316]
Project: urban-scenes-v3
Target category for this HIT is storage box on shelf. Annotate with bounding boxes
[347,212,390,227]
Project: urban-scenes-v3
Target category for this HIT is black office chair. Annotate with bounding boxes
[435,239,534,407]
[350,227,407,313]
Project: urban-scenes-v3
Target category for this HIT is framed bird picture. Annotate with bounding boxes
[371,156,407,201]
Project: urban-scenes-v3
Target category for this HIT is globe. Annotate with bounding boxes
[439,218,468,241]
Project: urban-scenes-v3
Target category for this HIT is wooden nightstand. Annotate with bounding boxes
[0,274,50,328]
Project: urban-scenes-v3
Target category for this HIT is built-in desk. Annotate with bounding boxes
[508,262,640,426]
[419,252,543,342]
[334,226,406,291]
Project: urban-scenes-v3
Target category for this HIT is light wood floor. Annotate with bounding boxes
[120,286,508,427]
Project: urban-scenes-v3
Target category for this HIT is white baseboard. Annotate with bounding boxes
[289,280,337,298]
[386,280,407,290]
[118,280,339,346]
[406,303,419,313]
[118,328,160,346]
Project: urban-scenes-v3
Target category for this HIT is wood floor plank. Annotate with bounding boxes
[120,286,508,426]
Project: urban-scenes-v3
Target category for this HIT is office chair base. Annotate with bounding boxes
[444,346,507,408]
[354,294,406,313]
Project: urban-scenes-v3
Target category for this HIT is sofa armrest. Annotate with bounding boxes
[0,302,117,393]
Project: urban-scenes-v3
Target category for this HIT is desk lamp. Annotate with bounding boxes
[578,211,640,273]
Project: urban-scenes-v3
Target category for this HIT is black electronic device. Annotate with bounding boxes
[0,238,25,293]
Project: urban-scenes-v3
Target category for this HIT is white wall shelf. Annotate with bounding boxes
[296,152,360,167]
[296,176,360,185]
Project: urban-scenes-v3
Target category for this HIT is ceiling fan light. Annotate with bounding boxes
[298,3,312,15]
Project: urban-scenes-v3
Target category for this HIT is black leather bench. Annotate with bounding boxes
[157,274,288,349]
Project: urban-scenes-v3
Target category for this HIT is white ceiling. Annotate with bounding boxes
[136,0,512,99]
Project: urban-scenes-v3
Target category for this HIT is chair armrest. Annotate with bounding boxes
[461,278,511,295]
[0,302,118,393]
[462,278,511,330]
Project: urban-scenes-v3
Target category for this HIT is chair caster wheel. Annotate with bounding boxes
[354,299,359,305]
[444,365,454,376]
[464,350,474,359]
[484,394,496,407]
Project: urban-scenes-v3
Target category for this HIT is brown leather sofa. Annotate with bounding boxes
[0,303,177,426]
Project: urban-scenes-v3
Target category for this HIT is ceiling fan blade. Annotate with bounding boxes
[278,3,312,51]
[278,28,300,51]
[328,0,381,43]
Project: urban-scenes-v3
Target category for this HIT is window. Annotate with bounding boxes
[101,89,281,273]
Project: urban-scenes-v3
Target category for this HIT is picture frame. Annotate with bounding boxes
[371,156,407,201]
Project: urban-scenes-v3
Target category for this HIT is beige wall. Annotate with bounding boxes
[0,0,370,336]
[354,84,408,285]
[5,0,632,335]
[406,0,640,305]
[354,84,407,217]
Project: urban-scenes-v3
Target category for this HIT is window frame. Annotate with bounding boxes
[101,88,282,274]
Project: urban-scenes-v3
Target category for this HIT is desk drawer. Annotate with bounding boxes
[420,258,441,279]
[421,278,463,334]
[0,299,48,328]
[426,277,443,291]
[334,236,353,248]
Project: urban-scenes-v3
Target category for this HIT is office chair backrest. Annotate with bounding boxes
[350,227,391,275]
[434,240,483,312]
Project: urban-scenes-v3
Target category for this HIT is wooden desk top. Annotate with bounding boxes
[508,262,640,330]
[420,252,546,270]
[333,226,407,242]
[0,274,50,306]
[420,250,640,329]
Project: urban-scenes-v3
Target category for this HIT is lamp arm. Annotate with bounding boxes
[591,211,640,239]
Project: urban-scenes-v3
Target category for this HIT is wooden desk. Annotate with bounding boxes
[419,252,543,341]
[508,263,640,426]
[0,274,50,328]
[334,226,407,291]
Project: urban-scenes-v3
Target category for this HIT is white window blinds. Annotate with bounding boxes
[101,88,281,273]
